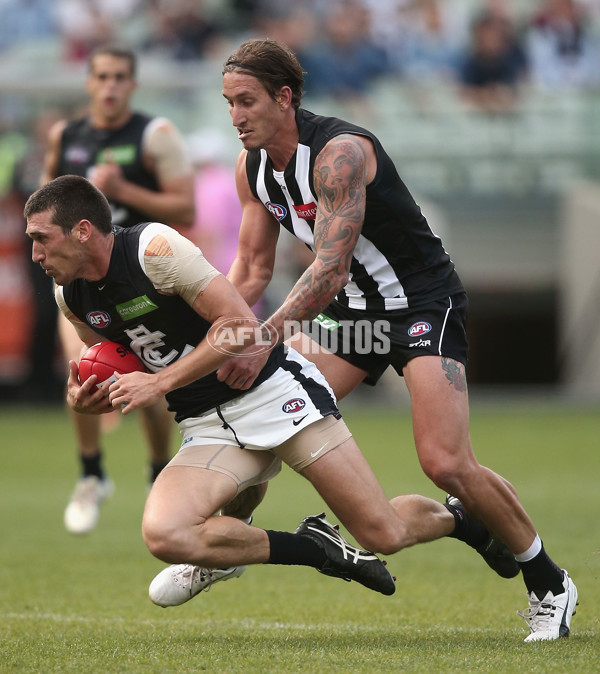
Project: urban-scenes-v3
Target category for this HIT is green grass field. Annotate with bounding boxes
[1,399,598,673]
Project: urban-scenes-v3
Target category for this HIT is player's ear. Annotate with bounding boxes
[73,219,93,242]
[276,87,292,110]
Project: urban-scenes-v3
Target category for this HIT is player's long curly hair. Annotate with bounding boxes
[223,39,305,110]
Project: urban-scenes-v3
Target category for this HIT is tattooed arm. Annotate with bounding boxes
[265,133,376,344]
[217,134,376,389]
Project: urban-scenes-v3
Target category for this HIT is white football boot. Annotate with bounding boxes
[63,476,114,535]
[518,570,578,641]
[149,564,247,607]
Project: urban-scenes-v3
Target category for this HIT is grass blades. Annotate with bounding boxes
[0,401,598,672]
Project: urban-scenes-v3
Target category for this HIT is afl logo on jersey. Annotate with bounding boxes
[282,398,306,414]
[87,310,111,328]
[266,201,287,221]
[65,146,92,164]
[408,321,431,337]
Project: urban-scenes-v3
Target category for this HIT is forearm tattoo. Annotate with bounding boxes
[267,136,368,342]
[442,357,467,392]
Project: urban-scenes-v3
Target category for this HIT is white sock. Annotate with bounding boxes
[514,534,542,562]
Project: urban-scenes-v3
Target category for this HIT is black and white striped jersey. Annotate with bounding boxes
[245,108,464,312]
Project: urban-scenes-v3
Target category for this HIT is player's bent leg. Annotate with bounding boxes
[404,355,537,554]
[146,443,279,607]
[151,483,267,607]
[142,464,238,563]
[64,402,114,534]
[405,356,576,638]
[64,473,114,535]
[298,436,454,555]
[60,313,114,534]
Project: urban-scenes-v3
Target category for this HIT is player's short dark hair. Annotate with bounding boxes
[88,44,137,77]
[24,175,113,235]
[223,39,305,109]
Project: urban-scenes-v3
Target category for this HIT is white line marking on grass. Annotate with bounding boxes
[1,612,498,635]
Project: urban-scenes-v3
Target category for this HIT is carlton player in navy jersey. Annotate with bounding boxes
[24,174,515,609]
[41,45,195,536]
[213,39,576,642]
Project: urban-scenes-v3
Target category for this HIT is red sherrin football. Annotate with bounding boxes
[78,341,146,390]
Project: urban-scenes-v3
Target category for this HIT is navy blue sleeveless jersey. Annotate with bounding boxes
[56,112,160,229]
[60,223,285,422]
[245,108,464,312]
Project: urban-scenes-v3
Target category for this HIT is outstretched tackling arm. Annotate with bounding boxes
[226,150,280,306]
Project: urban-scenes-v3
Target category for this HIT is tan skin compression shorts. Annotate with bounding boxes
[167,415,352,494]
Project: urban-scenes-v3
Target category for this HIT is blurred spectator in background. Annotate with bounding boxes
[299,1,390,103]
[11,111,66,403]
[383,0,468,83]
[0,120,30,395]
[54,0,117,62]
[249,3,322,79]
[0,123,27,195]
[226,0,270,32]
[458,10,528,113]
[526,0,600,89]
[142,0,224,61]
[186,129,283,319]
[186,129,240,275]
[0,0,58,53]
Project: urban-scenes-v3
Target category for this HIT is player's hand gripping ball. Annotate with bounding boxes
[78,341,146,392]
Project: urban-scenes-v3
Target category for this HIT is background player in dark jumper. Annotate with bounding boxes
[41,45,195,534]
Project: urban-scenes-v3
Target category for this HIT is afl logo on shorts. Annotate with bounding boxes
[408,321,431,337]
[86,310,111,328]
[282,398,306,414]
[266,201,287,221]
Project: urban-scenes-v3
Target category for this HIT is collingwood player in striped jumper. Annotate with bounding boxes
[213,39,576,641]
[24,174,514,609]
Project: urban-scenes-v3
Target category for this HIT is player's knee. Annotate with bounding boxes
[418,444,463,492]
[353,518,407,556]
[421,453,480,498]
[142,516,172,561]
[142,515,196,562]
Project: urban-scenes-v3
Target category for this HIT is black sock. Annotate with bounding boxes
[266,530,327,568]
[150,460,170,483]
[518,544,564,597]
[444,502,489,549]
[80,451,104,480]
